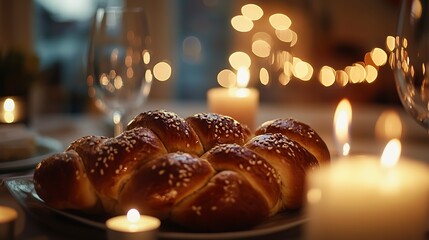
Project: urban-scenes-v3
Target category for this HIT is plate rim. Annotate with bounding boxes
[5,175,308,239]
[0,136,62,172]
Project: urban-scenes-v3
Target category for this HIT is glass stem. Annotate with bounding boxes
[113,111,123,136]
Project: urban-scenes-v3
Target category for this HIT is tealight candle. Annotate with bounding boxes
[305,140,429,240]
[0,96,26,124]
[106,209,160,240]
[0,205,18,240]
[207,68,259,130]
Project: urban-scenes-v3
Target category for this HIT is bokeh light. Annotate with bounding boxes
[217,69,236,88]
[269,13,291,30]
[153,62,172,81]
[231,15,254,32]
[241,4,263,21]
[229,51,251,70]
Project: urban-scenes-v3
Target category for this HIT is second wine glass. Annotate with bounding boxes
[393,0,429,132]
[88,7,152,136]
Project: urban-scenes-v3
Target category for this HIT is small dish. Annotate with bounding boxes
[0,136,62,173]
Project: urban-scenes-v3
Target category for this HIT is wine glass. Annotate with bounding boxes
[393,0,429,132]
[88,7,152,136]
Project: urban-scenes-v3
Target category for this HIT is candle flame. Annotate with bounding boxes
[236,67,250,88]
[3,98,15,112]
[334,98,352,156]
[127,209,141,223]
[380,138,401,168]
[2,98,16,123]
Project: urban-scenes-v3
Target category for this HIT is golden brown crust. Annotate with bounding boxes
[186,113,251,152]
[118,152,215,219]
[126,110,204,156]
[34,111,330,232]
[67,128,167,212]
[202,144,282,214]
[171,170,269,232]
[255,118,330,165]
[33,151,99,211]
[245,133,319,210]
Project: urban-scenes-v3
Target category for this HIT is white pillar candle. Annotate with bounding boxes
[0,205,17,240]
[207,87,259,130]
[305,155,429,240]
[106,209,160,240]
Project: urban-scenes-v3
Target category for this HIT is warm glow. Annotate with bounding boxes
[386,36,395,52]
[3,98,15,112]
[380,139,401,168]
[217,69,236,88]
[279,72,291,85]
[269,13,291,30]
[371,48,388,66]
[319,66,336,87]
[236,67,250,88]
[293,60,313,81]
[142,50,151,64]
[283,61,293,78]
[153,62,172,81]
[290,30,298,47]
[336,70,349,86]
[145,69,153,83]
[355,63,367,83]
[364,52,377,67]
[275,29,293,43]
[241,4,263,21]
[375,110,402,141]
[365,65,378,83]
[231,15,254,32]
[126,67,134,79]
[346,65,366,84]
[252,39,271,58]
[127,209,141,223]
[259,67,269,85]
[113,76,123,89]
[334,99,352,156]
[2,98,16,123]
[411,0,423,20]
[100,74,109,86]
[229,51,251,70]
[307,188,322,204]
[125,55,132,67]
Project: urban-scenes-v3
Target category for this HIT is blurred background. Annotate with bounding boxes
[0,0,402,117]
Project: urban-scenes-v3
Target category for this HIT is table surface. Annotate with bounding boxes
[1,100,428,240]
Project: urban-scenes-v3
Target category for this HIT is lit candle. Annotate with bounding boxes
[305,139,429,240]
[0,97,25,124]
[207,67,259,130]
[106,209,160,240]
[0,205,18,239]
[333,98,352,157]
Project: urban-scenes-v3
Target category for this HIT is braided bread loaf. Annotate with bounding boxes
[34,110,330,232]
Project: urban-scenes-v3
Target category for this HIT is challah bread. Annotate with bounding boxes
[255,118,330,165]
[171,170,270,232]
[202,144,282,215]
[245,133,319,210]
[118,152,215,219]
[127,110,204,156]
[34,110,330,232]
[33,151,99,212]
[185,113,251,152]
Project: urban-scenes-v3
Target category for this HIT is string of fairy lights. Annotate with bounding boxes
[216,3,396,89]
